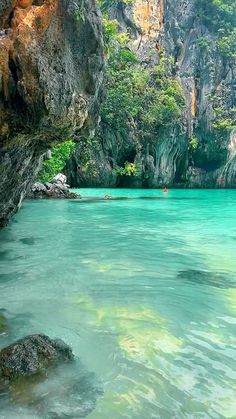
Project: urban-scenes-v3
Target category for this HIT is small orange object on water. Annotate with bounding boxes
[163,187,168,193]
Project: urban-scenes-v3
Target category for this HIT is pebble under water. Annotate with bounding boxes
[0,188,236,418]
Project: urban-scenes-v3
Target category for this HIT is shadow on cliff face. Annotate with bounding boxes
[0,0,104,228]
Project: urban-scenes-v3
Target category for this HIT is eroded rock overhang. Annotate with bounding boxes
[0,0,104,227]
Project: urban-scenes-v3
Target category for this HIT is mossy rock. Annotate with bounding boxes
[0,313,7,334]
[0,334,74,380]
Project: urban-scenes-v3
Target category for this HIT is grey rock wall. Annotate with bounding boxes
[66,0,235,189]
[0,0,104,227]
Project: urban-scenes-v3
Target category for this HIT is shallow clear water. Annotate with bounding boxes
[0,189,236,418]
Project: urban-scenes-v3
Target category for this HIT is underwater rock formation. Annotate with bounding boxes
[177,269,236,290]
[0,313,8,335]
[0,334,73,379]
[0,333,102,417]
[0,0,104,227]
[66,0,236,189]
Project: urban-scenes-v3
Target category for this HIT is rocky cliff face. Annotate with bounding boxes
[0,0,104,227]
[66,0,236,188]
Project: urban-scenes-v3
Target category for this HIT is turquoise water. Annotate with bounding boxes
[0,189,236,418]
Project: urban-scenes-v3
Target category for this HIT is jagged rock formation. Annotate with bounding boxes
[29,172,81,198]
[66,0,236,188]
[0,332,102,417]
[0,0,104,227]
[0,334,73,380]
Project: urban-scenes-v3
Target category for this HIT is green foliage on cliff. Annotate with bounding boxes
[216,29,236,57]
[114,162,139,177]
[102,16,118,53]
[197,0,236,57]
[102,49,141,125]
[189,135,199,149]
[212,118,236,130]
[212,105,236,131]
[38,141,76,183]
[197,0,236,29]
[101,21,185,145]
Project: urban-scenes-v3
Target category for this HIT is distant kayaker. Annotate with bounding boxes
[104,194,112,199]
[163,187,168,193]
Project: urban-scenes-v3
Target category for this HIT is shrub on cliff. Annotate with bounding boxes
[101,20,185,147]
[197,0,236,58]
[38,141,76,183]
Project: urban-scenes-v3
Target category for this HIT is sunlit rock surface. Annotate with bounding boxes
[29,173,81,198]
[66,0,236,189]
[0,0,104,227]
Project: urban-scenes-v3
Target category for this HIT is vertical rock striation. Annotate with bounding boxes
[163,0,235,187]
[0,0,104,227]
[66,0,235,188]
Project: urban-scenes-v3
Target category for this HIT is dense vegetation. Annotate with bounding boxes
[37,0,235,182]
[38,141,75,183]
[101,15,185,173]
[103,31,185,140]
[196,0,236,135]
[197,0,236,57]
[38,11,185,180]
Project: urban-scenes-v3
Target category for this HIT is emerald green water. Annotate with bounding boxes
[0,189,236,418]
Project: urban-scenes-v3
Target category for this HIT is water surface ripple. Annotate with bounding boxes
[0,189,236,418]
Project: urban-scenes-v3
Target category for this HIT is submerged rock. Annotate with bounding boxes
[178,269,236,289]
[0,334,73,380]
[0,335,102,418]
[19,237,36,245]
[30,363,103,418]
[0,313,7,335]
[29,174,81,199]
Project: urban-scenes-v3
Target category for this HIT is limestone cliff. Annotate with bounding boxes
[0,0,104,227]
[66,0,236,188]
